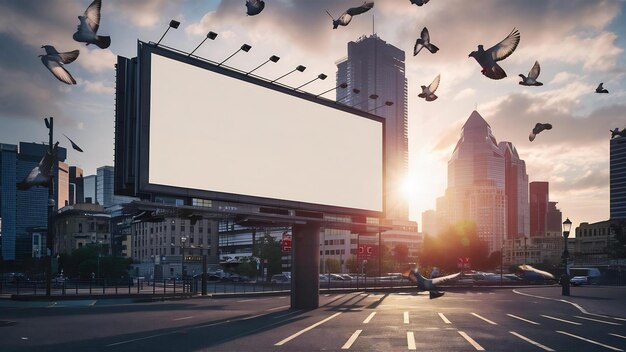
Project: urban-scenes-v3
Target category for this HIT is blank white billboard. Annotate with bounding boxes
[148,53,383,213]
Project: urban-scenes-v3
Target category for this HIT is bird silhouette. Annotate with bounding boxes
[403,268,460,299]
[73,0,111,49]
[17,143,59,190]
[595,83,609,94]
[418,74,440,101]
[529,123,552,141]
[410,0,430,6]
[326,2,374,29]
[39,45,79,85]
[469,28,520,80]
[63,134,84,152]
[245,0,265,16]
[519,61,543,86]
[414,27,439,56]
[611,128,626,139]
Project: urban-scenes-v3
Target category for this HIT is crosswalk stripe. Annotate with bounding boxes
[274,312,342,346]
[540,315,581,325]
[458,331,485,351]
[404,311,410,324]
[509,331,554,351]
[609,333,626,339]
[471,312,497,325]
[557,331,623,351]
[407,331,416,350]
[363,312,376,324]
[507,314,540,325]
[341,329,362,349]
[438,312,451,324]
[574,315,622,326]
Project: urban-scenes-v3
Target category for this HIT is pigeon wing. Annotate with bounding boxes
[84,0,102,33]
[428,74,440,93]
[528,61,540,80]
[58,50,80,65]
[421,27,430,43]
[346,2,374,16]
[43,45,59,55]
[431,272,460,285]
[597,83,604,90]
[41,57,76,85]
[413,40,424,56]
[64,134,84,152]
[488,28,520,62]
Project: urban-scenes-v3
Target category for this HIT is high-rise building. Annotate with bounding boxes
[529,181,549,237]
[69,166,84,205]
[84,175,96,204]
[336,34,408,220]
[97,166,115,208]
[499,141,529,238]
[547,201,562,234]
[436,111,506,253]
[0,142,67,261]
[610,135,626,219]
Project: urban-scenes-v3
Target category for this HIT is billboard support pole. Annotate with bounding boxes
[291,222,320,309]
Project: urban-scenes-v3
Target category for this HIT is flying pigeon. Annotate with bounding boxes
[595,83,609,94]
[519,61,543,86]
[529,123,552,141]
[469,28,520,80]
[414,27,439,56]
[418,74,440,101]
[245,0,265,16]
[73,0,111,49]
[40,45,79,85]
[17,143,58,191]
[326,2,374,29]
[403,268,460,299]
[410,0,430,6]
[63,134,84,152]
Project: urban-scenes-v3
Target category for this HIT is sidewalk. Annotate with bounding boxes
[514,285,626,319]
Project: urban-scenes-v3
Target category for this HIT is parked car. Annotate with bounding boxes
[271,274,291,284]
[570,276,589,286]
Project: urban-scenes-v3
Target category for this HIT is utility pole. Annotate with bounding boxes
[45,117,55,296]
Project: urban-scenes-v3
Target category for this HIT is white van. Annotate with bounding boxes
[568,267,601,284]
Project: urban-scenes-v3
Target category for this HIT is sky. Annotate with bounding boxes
[0,0,625,230]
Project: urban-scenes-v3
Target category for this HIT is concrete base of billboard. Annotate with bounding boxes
[291,222,321,309]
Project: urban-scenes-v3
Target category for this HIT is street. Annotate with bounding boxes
[1,286,625,351]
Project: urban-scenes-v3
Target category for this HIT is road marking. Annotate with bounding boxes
[610,333,626,339]
[274,312,342,346]
[557,330,624,351]
[324,294,330,297]
[363,312,376,324]
[172,316,194,321]
[47,302,57,308]
[272,309,303,320]
[341,329,362,349]
[438,312,451,324]
[507,314,540,325]
[471,312,497,325]
[407,331,416,350]
[242,313,266,320]
[540,315,581,325]
[267,305,290,311]
[509,331,554,351]
[404,311,410,324]
[89,300,97,306]
[458,331,485,351]
[574,315,622,326]
[613,317,626,321]
[237,299,255,303]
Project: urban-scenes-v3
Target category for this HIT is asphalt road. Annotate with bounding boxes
[1,286,625,351]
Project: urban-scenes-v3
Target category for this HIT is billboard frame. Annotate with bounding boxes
[135,41,386,218]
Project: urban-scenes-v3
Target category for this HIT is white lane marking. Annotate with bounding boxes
[324,294,330,297]
[540,315,581,325]
[557,330,624,351]
[266,305,290,311]
[471,312,497,325]
[404,311,410,324]
[458,331,485,351]
[243,313,266,320]
[438,312,451,324]
[363,312,376,324]
[407,331,416,350]
[507,314,540,325]
[613,317,626,321]
[509,331,554,351]
[272,309,303,320]
[237,299,255,303]
[574,315,622,326]
[47,302,57,308]
[342,329,362,349]
[609,333,626,339]
[90,300,97,306]
[274,312,342,346]
[172,316,194,321]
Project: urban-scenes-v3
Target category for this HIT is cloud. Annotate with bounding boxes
[106,0,185,28]
[77,48,116,73]
[77,78,114,94]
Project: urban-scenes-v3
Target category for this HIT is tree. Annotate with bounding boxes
[252,234,282,279]
[345,255,359,273]
[321,258,340,273]
[58,246,132,280]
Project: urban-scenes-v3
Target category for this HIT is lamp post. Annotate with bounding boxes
[181,236,187,292]
[218,44,251,67]
[271,65,306,83]
[156,20,180,46]
[561,218,572,296]
[188,31,218,57]
[246,55,280,76]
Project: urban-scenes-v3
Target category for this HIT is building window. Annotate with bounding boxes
[170,247,175,255]
[180,225,185,232]
[190,226,194,233]
[199,227,203,233]
[78,223,83,233]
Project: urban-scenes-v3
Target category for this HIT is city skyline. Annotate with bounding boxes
[1,1,625,228]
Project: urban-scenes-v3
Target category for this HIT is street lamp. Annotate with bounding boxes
[271,65,306,83]
[188,31,218,57]
[156,20,180,46]
[218,44,251,67]
[561,218,572,296]
[367,101,393,113]
[315,82,347,98]
[294,73,327,91]
[181,236,187,292]
[246,55,280,76]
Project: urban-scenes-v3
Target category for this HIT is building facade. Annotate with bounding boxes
[69,166,84,205]
[572,220,613,265]
[84,174,96,204]
[336,34,409,220]
[55,203,111,255]
[529,182,549,237]
[499,141,529,238]
[610,135,626,219]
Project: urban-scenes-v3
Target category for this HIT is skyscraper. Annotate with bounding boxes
[610,135,626,219]
[499,141,529,238]
[97,166,115,208]
[84,174,96,204]
[69,166,84,205]
[529,181,549,237]
[437,111,506,253]
[336,34,408,220]
[0,144,17,260]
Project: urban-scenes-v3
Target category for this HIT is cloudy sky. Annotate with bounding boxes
[1,0,625,230]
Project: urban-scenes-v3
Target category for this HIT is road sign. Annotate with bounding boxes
[358,244,377,258]
[281,232,292,252]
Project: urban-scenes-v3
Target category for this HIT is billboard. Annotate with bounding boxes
[130,42,384,216]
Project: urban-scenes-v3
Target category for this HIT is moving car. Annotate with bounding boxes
[271,274,291,284]
[570,276,589,286]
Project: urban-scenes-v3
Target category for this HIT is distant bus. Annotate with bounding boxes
[569,267,601,283]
